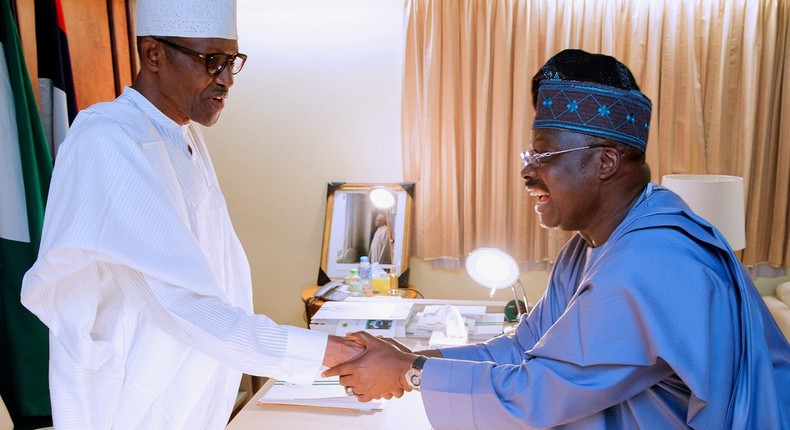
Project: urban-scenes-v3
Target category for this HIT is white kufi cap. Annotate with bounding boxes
[136,0,237,40]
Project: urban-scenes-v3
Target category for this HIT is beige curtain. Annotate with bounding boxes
[402,0,790,269]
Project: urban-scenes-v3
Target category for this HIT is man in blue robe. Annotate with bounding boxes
[325,49,790,429]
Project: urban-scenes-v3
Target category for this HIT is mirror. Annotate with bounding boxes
[318,182,414,287]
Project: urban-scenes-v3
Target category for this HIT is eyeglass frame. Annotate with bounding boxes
[152,37,247,77]
[520,144,611,168]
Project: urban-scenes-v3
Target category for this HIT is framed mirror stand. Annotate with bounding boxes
[317,182,414,287]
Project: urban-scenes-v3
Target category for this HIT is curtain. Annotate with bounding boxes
[402,0,790,269]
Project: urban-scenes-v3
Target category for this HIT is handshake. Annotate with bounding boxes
[320,332,437,402]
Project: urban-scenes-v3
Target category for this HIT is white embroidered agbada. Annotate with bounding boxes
[369,226,390,264]
[21,87,328,429]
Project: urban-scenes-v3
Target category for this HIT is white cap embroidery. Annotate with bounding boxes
[136,0,238,40]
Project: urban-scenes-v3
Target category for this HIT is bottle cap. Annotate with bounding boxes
[360,256,369,263]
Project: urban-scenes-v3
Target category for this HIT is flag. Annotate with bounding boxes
[35,0,77,159]
[1,0,53,427]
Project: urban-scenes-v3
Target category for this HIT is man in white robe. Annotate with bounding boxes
[369,213,391,265]
[20,1,362,428]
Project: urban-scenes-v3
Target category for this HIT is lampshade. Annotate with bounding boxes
[661,174,746,251]
[465,248,520,297]
[465,248,529,321]
[370,188,396,210]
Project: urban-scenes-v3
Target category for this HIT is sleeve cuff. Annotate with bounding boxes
[279,327,328,386]
[421,358,479,428]
[439,343,485,361]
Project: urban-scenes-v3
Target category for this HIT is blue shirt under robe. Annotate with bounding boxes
[421,184,790,429]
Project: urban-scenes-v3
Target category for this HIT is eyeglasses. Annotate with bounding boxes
[520,144,610,168]
[154,37,247,77]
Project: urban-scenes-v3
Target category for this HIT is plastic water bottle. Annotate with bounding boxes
[345,268,362,296]
[358,256,373,296]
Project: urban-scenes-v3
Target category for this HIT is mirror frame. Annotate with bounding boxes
[317,182,414,287]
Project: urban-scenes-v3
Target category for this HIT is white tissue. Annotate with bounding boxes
[428,305,468,348]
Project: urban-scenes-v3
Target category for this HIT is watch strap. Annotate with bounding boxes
[412,355,428,370]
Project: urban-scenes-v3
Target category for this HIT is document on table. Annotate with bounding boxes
[257,376,386,412]
[312,300,414,321]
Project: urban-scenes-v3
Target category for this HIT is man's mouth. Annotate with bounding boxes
[529,189,551,204]
[526,179,550,203]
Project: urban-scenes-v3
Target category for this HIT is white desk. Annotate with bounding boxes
[226,380,432,430]
[226,298,507,430]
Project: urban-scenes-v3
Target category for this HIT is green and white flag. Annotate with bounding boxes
[1,0,53,426]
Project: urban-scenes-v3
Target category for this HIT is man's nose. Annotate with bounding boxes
[520,163,535,179]
[214,64,235,88]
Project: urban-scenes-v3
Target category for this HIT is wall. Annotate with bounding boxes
[202,0,404,327]
[202,0,553,327]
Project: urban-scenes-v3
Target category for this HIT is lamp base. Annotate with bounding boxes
[504,299,527,322]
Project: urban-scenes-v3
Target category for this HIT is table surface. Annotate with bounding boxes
[226,380,432,430]
[227,337,437,430]
[228,298,509,429]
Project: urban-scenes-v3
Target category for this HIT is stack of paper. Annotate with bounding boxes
[258,376,386,412]
[310,301,416,337]
[470,313,507,338]
[405,305,504,340]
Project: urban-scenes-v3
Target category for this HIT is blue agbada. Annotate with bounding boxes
[421,184,790,429]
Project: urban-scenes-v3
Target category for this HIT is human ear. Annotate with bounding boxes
[598,146,621,180]
[138,37,163,72]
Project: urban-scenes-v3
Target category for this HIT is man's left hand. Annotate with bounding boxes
[322,334,365,368]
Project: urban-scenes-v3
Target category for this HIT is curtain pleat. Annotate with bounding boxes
[403,0,790,269]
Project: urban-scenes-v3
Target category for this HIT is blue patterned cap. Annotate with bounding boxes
[531,50,652,152]
[533,80,652,152]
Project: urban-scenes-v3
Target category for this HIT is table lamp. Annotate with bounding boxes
[370,187,399,295]
[661,174,746,251]
[465,248,529,320]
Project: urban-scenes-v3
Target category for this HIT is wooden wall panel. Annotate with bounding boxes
[111,0,135,86]
[61,0,116,109]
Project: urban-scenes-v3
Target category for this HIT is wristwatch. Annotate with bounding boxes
[405,355,428,390]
